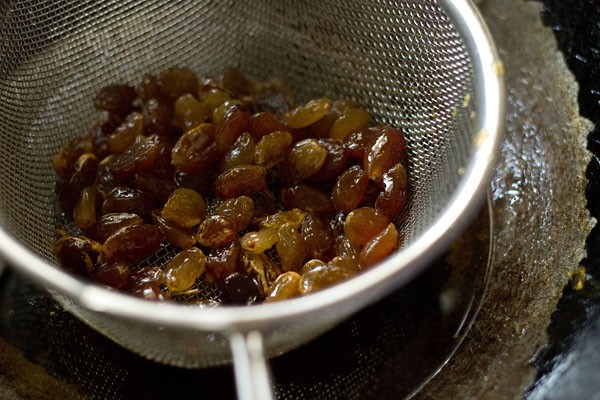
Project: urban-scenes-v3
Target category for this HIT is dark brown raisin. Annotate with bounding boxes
[332,165,369,212]
[94,85,137,115]
[53,235,102,276]
[301,213,334,261]
[101,186,155,221]
[281,184,335,216]
[215,165,266,199]
[102,224,164,264]
[223,272,260,305]
[171,123,220,173]
[375,163,409,217]
[85,212,144,243]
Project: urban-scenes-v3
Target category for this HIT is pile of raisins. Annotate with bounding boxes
[52,67,410,305]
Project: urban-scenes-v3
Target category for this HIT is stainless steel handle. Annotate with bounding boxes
[230,330,275,400]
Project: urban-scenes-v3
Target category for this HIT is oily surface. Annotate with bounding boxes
[418,1,593,398]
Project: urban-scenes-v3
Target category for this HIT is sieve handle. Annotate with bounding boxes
[229,330,275,400]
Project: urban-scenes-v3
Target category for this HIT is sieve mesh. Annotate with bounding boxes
[0,0,484,368]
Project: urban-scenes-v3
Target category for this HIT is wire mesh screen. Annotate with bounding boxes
[0,0,477,366]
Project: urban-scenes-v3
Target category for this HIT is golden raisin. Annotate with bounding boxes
[108,134,162,181]
[375,163,409,217]
[281,97,332,129]
[259,208,305,230]
[222,132,256,171]
[265,271,301,302]
[215,165,266,199]
[329,106,370,141]
[276,225,306,272]
[215,105,251,152]
[249,112,289,139]
[151,210,196,250]
[363,126,407,183]
[299,262,352,294]
[173,94,209,131]
[171,123,219,173]
[161,188,206,228]
[73,186,99,229]
[196,215,237,248]
[157,67,199,100]
[254,130,292,169]
[107,112,145,154]
[332,165,369,212]
[359,223,398,269]
[164,248,206,292]
[281,139,328,183]
[240,228,279,253]
[214,196,254,232]
[281,184,335,216]
[309,139,348,182]
[301,213,334,261]
[344,207,390,246]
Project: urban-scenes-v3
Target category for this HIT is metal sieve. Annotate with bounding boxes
[0,1,504,399]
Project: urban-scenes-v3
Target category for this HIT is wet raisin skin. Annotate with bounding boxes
[309,138,348,182]
[101,187,155,221]
[215,105,251,152]
[95,262,130,289]
[266,271,301,302]
[196,215,237,249]
[301,213,334,261]
[215,165,267,199]
[53,236,102,276]
[171,124,219,174]
[363,126,407,183]
[94,84,137,115]
[151,210,196,250]
[85,212,144,243]
[161,188,206,228]
[281,184,335,216]
[332,165,369,212]
[375,163,409,217]
[344,207,390,247]
[223,272,261,305]
[359,223,399,269]
[164,247,206,292]
[205,240,242,285]
[102,224,164,264]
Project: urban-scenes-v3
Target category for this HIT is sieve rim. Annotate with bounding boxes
[0,0,504,333]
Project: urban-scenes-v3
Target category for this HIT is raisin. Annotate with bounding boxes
[222,67,256,97]
[205,240,242,285]
[200,88,231,114]
[94,84,137,115]
[343,128,377,160]
[276,225,306,272]
[251,189,278,221]
[164,248,206,292]
[151,210,196,250]
[102,224,164,264]
[84,212,144,243]
[281,139,328,183]
[301,213,334,261]
[254,130,292,169]
[332,165,369,212]
[259,208,305,230]
[249,112,289,139]
[265,272,301,302]
[344,207,390,246]
[132,172,176,206]
[138,74,163,102]
[215,105,251,152]
[359,223,398,269]
[299,262,352,294]
[161,188,206,228]
[125,267,169,301]
[53,235,101,276]
[221,132,256,171]
[171,123,219,173]
[101,187,155,220]
[281,184,334,216]
[59,153,98,213]
[73,186,99,229]
[173,94,209,131]
[375,163,409,217]
[53,135,94,178]
[242,249,281,296]
[214,196,254,232]
[309,139,348,182]
[196,215,237,248]
[212,99,244,126]
[107,112,145,154]
[329,106,370,141]
[215,165,266,199]
[108,134,162,181]
[281,97,332,129]
[329,255,360,275]
[95,262,130,289]
[363,126,407,183]
[223,272,260,305]
[157,67,199,100]
[334,235,360,262]
[240,228,278,253]
[143,98,176,141]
